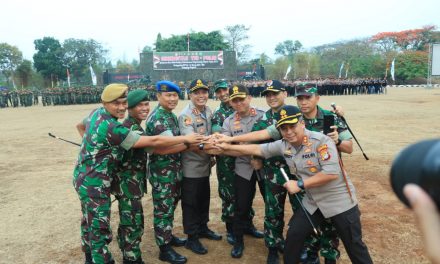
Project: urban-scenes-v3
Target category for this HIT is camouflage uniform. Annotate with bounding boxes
[146,105,183,246]
[112,116,149,262]
[251,109,301,250]
[73,107,140,264]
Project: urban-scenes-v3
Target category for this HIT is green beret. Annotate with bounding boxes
[127,89,149,108]
[101,83,128,102]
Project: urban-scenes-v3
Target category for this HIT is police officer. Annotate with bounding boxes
[112,89,151,264]
[216,105,373,264]
[178,79,222,255]
[74,83,203,264]
[145,81,190,264]
[221,84,266,258]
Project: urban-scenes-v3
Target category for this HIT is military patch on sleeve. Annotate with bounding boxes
[317,144,330,161]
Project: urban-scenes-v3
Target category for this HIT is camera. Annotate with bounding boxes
[390,139,440,209]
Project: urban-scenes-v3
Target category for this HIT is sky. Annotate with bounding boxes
[1,0,439,64]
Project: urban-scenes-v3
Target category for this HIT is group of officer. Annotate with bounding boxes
[73,78,373,264]
[0,89,36,108]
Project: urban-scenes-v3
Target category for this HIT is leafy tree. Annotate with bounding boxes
[15,59,33,88]
[33,37,64,85]
[394,51,428,83]
[224,24,252,62]
[154,31,228,52]
[62,38,108,83]
[115,60,135,73]
[274,40,303,57]
[0,43,23,87]
[142,45,153,52]
[293,52,320,79]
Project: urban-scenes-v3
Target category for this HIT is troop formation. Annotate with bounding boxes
[0,77,387,109]
[73,79,373,264]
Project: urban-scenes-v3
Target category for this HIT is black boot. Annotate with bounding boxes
[84,252,92,264]
[199,228,222,241]
[185,235,208,255]
[267,247,279,264]
[159,244,187,264]
[231,237,244,258]
[244,224,264,239]
[305,252,320,264]
[170,235,187,247]
[226,223,235,245]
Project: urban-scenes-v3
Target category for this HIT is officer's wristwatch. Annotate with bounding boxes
[198,143,205,150]
[297,179,305,190]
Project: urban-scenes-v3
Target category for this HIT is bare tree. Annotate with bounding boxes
[224,24,252,62]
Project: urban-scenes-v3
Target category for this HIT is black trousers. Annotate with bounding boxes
[181,177,210,235]
[233,172,266,241]
[284,205,373,264]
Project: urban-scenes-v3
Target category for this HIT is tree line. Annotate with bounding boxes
[1,24,439,89]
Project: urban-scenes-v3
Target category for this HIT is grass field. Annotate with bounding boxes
[1,86,439,264]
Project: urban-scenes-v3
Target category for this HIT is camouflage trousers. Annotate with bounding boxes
[263,179,297,248]
[79,195,113,264]
[216,156,254,224]
[149,176,181,246]
[304,218,341,260]
[116,197,144,261]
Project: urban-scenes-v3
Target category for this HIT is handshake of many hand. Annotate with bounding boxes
[184,133,236,154]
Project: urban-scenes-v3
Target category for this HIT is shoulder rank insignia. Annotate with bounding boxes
[317,144,330,161]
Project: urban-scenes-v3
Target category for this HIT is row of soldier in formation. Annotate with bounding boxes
[73,78,373,264]
[0,77,387,109]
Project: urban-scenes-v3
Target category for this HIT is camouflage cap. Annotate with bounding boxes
[189,79,209,93]
[295,83,318,96]
[101,83,128,102]
[127,89,148,108]
[276,105,302,128]
[214,79,229,92]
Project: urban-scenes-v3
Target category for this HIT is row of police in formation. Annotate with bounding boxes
[73,78,373,264]
[0,77,387,109]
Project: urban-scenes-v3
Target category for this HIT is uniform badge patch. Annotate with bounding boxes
[317,144,330,161]
[309,167,318,173]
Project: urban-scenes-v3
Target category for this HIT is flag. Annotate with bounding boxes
[390,58,395,81]
[284,64,292,80]
[338,62,344,78]
[66,68,71,87]
[89,65,97,86]
[127,74,130,82]
[345,64,349,78]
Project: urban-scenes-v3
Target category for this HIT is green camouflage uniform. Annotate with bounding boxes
[146,105,183,246]
[251,109,300,249]
[112,116,149,262]
[303,106,351,261]
[73,107,140,264]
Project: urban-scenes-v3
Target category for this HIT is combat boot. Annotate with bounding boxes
[324,258,336,264]
[267,247,279,264]
[244,225,264,238]
[231,237,244,258]
[185,235,208,255]
[159,244,187,264]
[170,235,187,247]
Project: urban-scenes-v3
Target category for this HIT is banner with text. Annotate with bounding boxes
[153,51,224,70]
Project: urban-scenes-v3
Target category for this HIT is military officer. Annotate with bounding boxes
[221,84,266,258]
[178,79,222,255]
[112,89,151,264]
[145,81,191,264]
[74,83,203,264]
[216,105,373,264]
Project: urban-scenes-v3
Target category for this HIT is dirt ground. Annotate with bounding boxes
[1,87,439,264]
